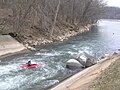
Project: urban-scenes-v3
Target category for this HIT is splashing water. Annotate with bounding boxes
[0,20,120,90]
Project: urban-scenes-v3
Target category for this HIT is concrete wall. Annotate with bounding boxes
[0,35,26,56]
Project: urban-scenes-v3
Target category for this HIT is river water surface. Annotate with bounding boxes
[0,20,120,90]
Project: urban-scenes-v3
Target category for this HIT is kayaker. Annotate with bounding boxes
[20,61,42,69]
[27,61,32,66]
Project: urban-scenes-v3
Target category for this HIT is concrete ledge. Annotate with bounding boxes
[0,35,26,56]
[50,54,120,90]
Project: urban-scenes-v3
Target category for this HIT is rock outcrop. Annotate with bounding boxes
[66,59,84,69]
[66,53,98,69]
[77,52,98,67]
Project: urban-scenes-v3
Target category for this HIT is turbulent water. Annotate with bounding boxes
[0,19,120,90]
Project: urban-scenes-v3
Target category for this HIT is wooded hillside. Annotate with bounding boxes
[102,6,120,19]
[0,0,105,46]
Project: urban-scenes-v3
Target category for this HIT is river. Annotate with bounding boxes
[0,19,120,90]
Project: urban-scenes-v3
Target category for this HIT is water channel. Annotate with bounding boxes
[0,19,120,90]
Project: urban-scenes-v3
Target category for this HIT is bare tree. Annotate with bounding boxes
[50,0,61,39]
[0,0,106,40]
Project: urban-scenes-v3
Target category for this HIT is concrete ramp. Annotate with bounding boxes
[0,35,26,56]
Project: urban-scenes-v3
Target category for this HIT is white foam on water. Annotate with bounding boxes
[43,80,59,87]
[0,82,10,90]
[0,64,18,75]
[67,51,77,55]
[72,45,77,48]
[78,46,93,55]
[35,51,61,57]
[0,75,26,90]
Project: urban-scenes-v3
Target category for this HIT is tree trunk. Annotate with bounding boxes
[49,0,61,39]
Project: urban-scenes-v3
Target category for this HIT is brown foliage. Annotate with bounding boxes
[0,0,106,38]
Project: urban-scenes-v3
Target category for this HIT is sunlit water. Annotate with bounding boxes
[0,19,120,90]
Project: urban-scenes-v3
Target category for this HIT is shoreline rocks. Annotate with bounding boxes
[77,53,98,67]
[23,25,93,49]
[66,53,98,70]
[66,59,84,69]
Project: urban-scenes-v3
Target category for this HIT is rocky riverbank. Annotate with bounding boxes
[0,8,96,51]
[22,24,94,50]
[0,24,95,57]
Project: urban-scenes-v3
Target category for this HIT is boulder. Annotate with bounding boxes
[25,44,36,51]
[77,55,87,66]
[85,57,97,67]
[66,59,84,69]
[77,52,98,67]
[85,53,97,67]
